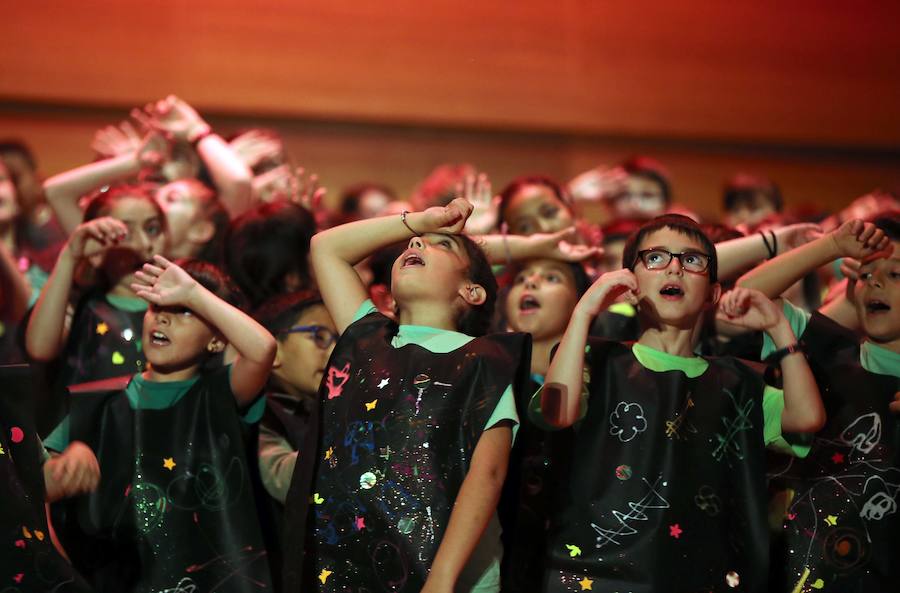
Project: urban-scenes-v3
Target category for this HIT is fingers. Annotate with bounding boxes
[890,392,900,415]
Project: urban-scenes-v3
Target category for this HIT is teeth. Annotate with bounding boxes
[660,285,683,296]
[520,296,540,310]
[867,301,890,312]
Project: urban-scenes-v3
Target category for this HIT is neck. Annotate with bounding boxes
[397,301,459,332]
[531,337,560,377]
[636,325,698,357]
[143,363,200,383]
[108,279,138,299]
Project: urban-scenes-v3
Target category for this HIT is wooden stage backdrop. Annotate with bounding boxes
[2,1,899,221]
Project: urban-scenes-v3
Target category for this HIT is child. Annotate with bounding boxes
[736,217,899,593]
[26,185,166,392]
[534,214,824,593]
[44,257,276,592]
[498,257,589,592]
[254,291,337,506]
[286,198,531,593]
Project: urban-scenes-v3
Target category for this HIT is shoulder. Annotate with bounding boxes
[802,310,860,361]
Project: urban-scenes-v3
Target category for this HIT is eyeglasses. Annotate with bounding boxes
[635,249,711,274]
[279,325,339,349]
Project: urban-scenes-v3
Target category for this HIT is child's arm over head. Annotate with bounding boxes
[717,287,825,433]
[479,226,601,265]
[736,219,890,302]
[715,223,821,281]
[543,269,638,428]
[422,424,512,593]
[311,197,474,333]
[43,133,167,236]
[26,217,128,361]
[132,256,276,407]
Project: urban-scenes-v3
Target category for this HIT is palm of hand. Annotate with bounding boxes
[145,266,196,306]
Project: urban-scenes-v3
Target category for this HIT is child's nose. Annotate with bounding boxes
[408,236,424,250]
[525,273,540,289]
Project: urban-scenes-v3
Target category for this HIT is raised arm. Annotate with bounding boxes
[132,255,276,406]
[310,198,473,333]
[43,134,167,235]
[135,96,253,219]
[543,269,638,428]
[26,217,128,360]
[715,223,821,281]
[736,220,889,299]
[717,287,825,432]
[478,226,601,265]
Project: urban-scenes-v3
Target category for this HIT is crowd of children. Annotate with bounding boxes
[1,95,899,593]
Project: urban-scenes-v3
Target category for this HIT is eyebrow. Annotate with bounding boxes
[644,245,708,254]
[427,233,463,250]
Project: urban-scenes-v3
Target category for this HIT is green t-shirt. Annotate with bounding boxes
[529,341,803,456]
[44,367,265,452]
[762,299,900,378]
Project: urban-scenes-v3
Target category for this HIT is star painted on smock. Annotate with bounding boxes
[318,569,332,584]
[825,515,838,526]
[669,523,682,538]
[578,577,593,590]
[377,377,390,389]
[96,322,109,335]
[163,457,176,471]
[365,399,378,411]
[831,452,845,464]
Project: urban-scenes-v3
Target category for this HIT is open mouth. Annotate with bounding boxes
[401,252,425,268]
[659,284,684,299]
[519,294,541,312]
[866,300,891,314]
[150,330,170,346]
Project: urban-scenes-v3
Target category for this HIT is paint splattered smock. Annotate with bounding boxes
[532,340,796,593]
[764,303,900,593]
[297,302,530,593]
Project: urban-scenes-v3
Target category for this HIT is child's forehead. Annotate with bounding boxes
[638,227,706,251]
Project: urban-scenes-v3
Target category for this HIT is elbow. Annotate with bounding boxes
[785,407,826,434]
[25,333,58,363]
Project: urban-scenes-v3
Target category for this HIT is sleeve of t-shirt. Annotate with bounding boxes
[258,424,298,504]
[482,385,520,444]
[221,364,265,424]
[351,299,380,324]
[42,416,71,453]
[762,385,812,458]
[761,299,811,359]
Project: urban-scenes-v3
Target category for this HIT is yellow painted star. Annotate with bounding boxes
[579,577,593,590]
[163,457,176,471]
[325,446,334,460]
[318,569,332,584]
[365,399,378,411]
[34,530,44,541]
[825,514,838,526]
[565,544,582,557]
[96,322,109,336]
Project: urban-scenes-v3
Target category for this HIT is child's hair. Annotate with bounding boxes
[254,290,324,338]
[873,211,900,240]
[622,214,719,282]
[178,258,247,310]
[454,235,498,337]
[620,156,672,205]
[225,200,317,308]
[722,173,783,214]
[83,183,164,222]
[701,223,744,244]
[497,174,574,224]
[602,218,644,245]
[339,182,397,221]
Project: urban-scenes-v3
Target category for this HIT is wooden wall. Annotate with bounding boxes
[2,2,899,221]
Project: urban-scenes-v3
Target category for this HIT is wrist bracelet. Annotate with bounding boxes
[400,210,419,236]
[759,230,776,259]
[769,230,778,258]
[188,125,213,147]
[765,341,802,364]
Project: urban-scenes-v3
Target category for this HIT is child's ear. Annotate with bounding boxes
[206,336,226,353]
[708,282,723,307]
[187,219,216,246]
[459,283,487,307]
